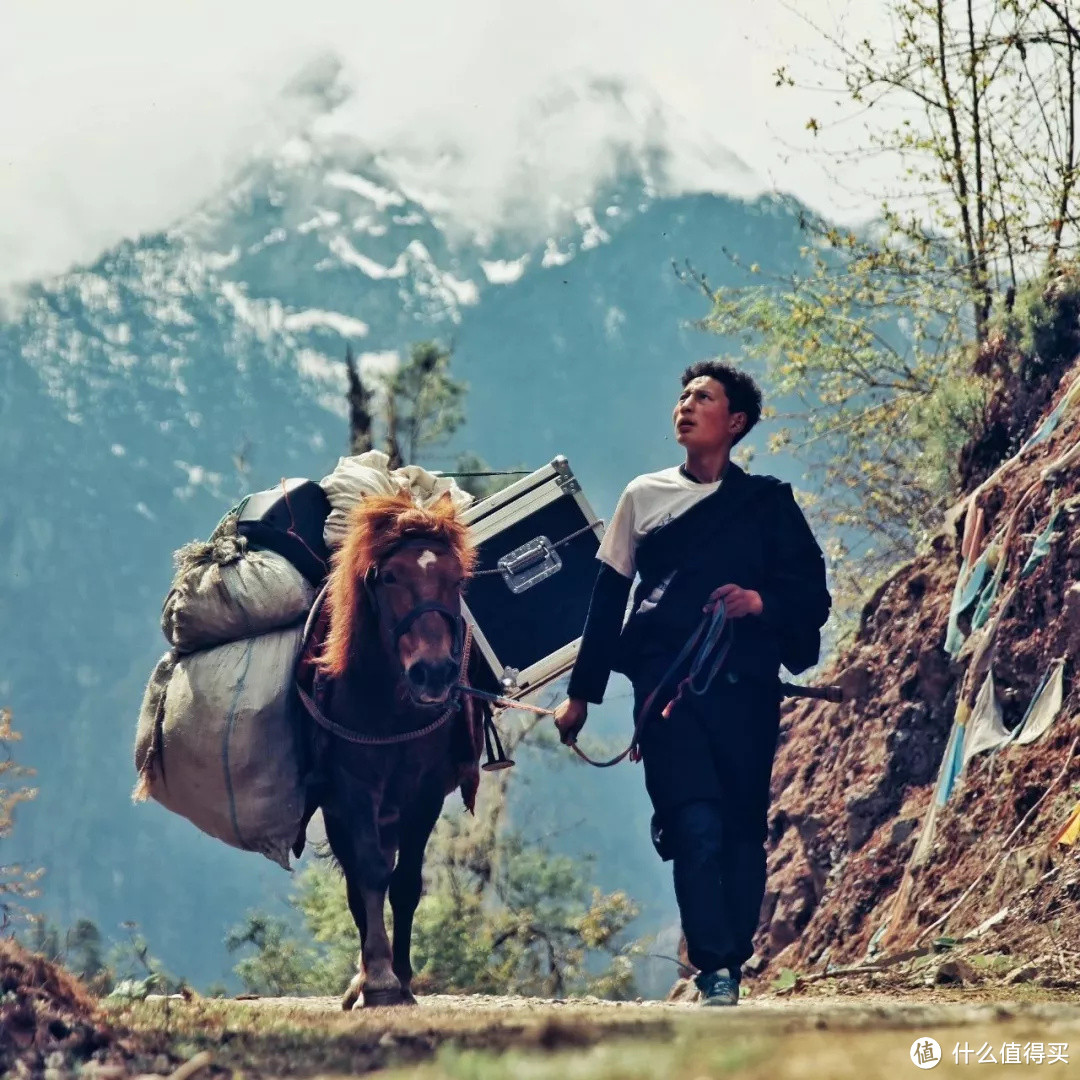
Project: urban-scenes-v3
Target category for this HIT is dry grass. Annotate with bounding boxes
[106,996,673,1077]
[379,1020,1080,1080]
[105,992,1080,1079]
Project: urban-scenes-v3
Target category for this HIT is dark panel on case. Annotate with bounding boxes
[466,493,601,673]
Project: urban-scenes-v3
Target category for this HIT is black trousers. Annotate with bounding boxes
[634,669,781,976]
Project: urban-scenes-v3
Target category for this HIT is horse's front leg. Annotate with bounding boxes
[326,812,402,1010]
[339,871,404,1009]
[389,789,444,1004]
[353,878,402,1008]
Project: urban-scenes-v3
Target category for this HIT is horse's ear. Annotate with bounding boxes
[431,491,456,516]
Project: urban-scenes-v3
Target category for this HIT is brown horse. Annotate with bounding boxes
[294,491,488,1008]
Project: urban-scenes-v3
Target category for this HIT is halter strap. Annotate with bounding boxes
[368,536,465,659]
[389,600,465,661]
[296,540,472,745]
[297,624,474,746]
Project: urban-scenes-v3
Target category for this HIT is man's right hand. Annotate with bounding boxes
[553,698,588,745]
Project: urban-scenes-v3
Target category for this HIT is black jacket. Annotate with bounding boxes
[567,464,831,703]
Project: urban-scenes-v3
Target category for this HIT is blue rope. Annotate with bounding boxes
[686,600,733,696]
[657,600,732,719]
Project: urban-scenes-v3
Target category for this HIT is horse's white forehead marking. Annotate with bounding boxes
[416,549,438,571]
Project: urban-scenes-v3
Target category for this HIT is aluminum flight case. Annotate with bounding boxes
[461,456,605,698]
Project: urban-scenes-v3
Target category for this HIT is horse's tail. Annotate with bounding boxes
[131,770,153,803]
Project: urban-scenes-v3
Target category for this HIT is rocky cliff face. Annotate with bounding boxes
[760,343,1080,977]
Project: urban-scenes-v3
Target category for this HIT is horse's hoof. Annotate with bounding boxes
[362,986,410,1008]
[342,974,363,1011]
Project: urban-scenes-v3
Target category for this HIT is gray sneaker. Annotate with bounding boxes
[695,969,740,1007]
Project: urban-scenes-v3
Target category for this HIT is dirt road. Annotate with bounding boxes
[112,988,1080,1078]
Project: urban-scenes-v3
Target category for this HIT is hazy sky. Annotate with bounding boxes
[1,0,890,289]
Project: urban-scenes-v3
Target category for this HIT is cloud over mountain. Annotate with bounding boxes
[1,0,881,291]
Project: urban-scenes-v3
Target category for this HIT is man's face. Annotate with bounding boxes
[672,375,746,451]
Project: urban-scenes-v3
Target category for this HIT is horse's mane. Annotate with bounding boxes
[317,491,476,679]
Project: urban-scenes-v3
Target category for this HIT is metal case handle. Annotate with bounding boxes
[497,535,562,594]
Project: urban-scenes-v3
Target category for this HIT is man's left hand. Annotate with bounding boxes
[705,583,763,618]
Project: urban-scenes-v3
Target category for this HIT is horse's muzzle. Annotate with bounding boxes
[405,657,460,704]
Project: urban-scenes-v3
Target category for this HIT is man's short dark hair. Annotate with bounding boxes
[681,359,763,444]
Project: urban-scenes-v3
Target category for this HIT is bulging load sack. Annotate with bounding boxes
[133,627,307,869]
[320,449,474,550]
[162,514,315,653]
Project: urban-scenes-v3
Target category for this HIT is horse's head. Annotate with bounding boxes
[318,492,476,707]
[368,537,466,703]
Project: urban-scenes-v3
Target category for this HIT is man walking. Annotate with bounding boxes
[554,360,830,1005]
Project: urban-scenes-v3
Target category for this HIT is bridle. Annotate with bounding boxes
[296,536,473,747]
[364,536,466,672]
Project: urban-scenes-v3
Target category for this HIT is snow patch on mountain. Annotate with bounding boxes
[393,181,452,218]
[220,281,285,337]
[103,323,132,346]
[325,170,405,211]
[283,309,369,337]
[574,207,609,250]
[357,350,400,377]
[542,239,573,268]
[403,240,479,312]
[249,227,288,254]
[293,366,349,418]
[480,256,529,284]
[437,271,480,307]
[203,247,241,271]
[296,348,345,384]
[297,209,342,234]
[328,235,408,279]
[604,305,626,340]
[74,273,121,315]
[221,282,369,343]
[172,460,228,501]
[149,296,197,327]
[350,214,388,237]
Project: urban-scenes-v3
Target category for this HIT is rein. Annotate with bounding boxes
[457,602,845,767]
[457,602,732,768]
[295,569,476,748]
[457,685,633,768]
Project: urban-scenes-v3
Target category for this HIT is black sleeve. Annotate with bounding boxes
[566,563,633,704]
[755,485,831,674]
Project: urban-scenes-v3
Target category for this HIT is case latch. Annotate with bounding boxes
[552,455,581,494]
[497,535,563,594]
